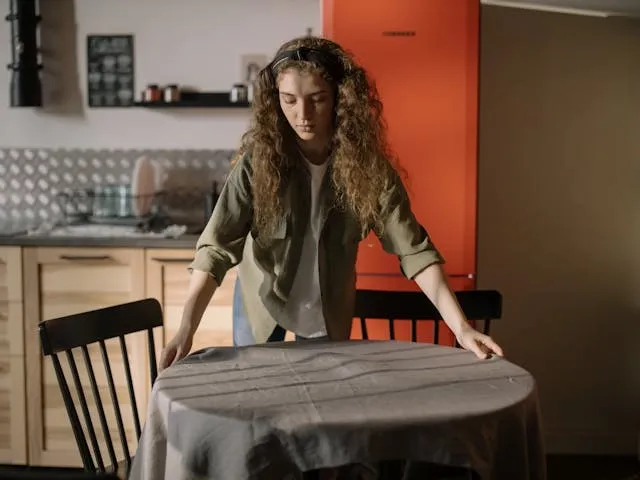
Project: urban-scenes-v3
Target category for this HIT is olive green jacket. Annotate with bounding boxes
[189,153,444,343]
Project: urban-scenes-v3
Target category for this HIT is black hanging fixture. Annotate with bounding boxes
[6,0,43,107]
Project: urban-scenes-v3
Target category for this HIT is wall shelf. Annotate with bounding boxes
[134,91,251,109]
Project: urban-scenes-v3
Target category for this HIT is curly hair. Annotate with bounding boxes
[234,35,405,238]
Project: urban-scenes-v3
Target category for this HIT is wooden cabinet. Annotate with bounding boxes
[22,247,147,467]
[2,244,238,467]
[0,247,27,464]
[145,249,235,363]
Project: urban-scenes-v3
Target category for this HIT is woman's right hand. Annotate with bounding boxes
[159,327,194,372]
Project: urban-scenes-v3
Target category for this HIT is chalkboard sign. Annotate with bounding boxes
[86,34,135,108]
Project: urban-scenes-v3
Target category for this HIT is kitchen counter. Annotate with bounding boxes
[0,220,201,248]
[0,232,200,249]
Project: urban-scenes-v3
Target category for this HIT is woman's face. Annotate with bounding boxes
[277,68,334,146]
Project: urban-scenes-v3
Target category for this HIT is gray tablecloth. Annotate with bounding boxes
[129,340,546,480]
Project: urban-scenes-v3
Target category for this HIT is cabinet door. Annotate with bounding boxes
[23,247,146,467]
[0,247,26,464]
[145,250,236,365]
[323,0,479,278]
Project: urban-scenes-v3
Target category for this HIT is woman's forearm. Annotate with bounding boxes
[413,263,473,338]
[179,270,218,336]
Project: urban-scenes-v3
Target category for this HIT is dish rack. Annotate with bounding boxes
[56,187,167,228]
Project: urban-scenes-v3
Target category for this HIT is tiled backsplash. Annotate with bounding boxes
[0,148,234,231]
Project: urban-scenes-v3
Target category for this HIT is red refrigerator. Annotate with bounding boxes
[322,0,479,344]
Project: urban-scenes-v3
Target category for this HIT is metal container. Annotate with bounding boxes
[163,84,180,103]
[230,84,248,103]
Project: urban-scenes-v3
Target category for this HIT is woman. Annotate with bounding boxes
[159,36,503,371]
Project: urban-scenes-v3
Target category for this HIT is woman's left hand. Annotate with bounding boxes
[456,327,504,359]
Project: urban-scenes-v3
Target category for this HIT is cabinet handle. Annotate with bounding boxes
[59,255,114,261]
[151,257,190,263]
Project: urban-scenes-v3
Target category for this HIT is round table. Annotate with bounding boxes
[129,340,546,480]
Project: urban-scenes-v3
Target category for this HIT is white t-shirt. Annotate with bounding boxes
[284,157,329,338]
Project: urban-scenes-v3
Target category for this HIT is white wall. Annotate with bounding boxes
[0,0,319,149]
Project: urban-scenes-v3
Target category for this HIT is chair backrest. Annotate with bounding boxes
[38,298,163,474]
[354,289,502,343]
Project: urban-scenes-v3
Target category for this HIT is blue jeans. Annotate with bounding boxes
[232,276,329,345]
[232,277,287,346]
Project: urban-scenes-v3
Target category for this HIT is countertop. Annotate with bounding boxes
[0,232,200,249]
[0,220,201,249]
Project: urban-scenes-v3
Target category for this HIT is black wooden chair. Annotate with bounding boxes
[38,298,163,479]
[354,289,502,344]
[354,288,503,479]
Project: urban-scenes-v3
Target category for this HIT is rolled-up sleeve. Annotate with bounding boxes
[188,154,253,285]
[374,172,445,279]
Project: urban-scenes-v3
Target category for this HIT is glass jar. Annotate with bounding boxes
[116,184,132,217]
[93,185,116,217]
[143,84,161,102]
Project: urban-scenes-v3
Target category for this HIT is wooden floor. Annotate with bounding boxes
[547,455,639,480]
[1,455,638,479]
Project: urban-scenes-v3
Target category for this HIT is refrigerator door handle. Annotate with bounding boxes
[449,273,475,279]
[357,272,475,279]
